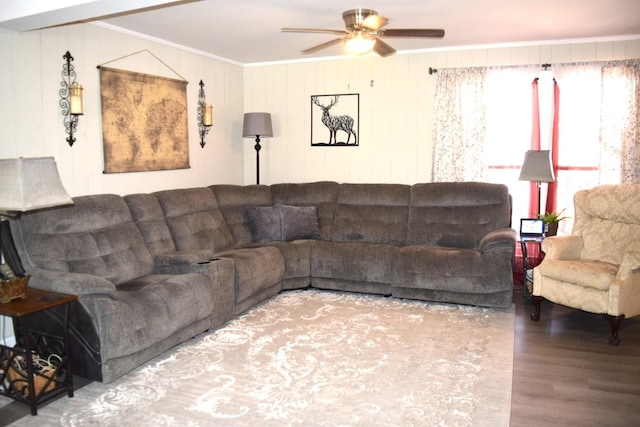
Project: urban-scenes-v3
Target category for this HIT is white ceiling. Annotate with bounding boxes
[3,0,640,64]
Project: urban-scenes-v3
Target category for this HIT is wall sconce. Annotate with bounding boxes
[60,51,84,147]
[198,80,213,148]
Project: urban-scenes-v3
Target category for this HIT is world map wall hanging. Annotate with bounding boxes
[99,67,190,173]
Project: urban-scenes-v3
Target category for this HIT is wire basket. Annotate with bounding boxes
[4,352,59,397]
[0,275,29,304]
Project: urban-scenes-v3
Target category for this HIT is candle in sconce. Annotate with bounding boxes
[69,82,84,115]
[203,104,213,126]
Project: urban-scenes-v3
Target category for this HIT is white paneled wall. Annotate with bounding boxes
[244,38,640,185]
[0,23,245,198]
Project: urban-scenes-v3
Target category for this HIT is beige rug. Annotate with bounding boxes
[10,290,514,426]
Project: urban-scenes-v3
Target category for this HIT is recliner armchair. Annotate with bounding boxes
[531,184,640,345]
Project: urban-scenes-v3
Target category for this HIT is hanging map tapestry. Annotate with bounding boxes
[99,67,189,173]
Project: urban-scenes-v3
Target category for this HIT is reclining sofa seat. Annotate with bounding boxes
[392,182,515,308]
[9,194,217,383]
[152,187,285,315]
[311,183,411,295]
[212,182,340,291]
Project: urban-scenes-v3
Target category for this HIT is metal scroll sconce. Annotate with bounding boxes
[198,80,213,148]
[60,51,84,147]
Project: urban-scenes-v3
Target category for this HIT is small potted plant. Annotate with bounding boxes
[538,208,570,236]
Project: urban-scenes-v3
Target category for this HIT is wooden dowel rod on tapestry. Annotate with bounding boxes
[96,49,188,82]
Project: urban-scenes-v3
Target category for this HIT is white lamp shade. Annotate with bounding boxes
[518,150,555,182]
[242,113,273,138]
[0,157,73,213]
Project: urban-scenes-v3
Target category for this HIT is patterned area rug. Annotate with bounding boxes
[11,290,514,426]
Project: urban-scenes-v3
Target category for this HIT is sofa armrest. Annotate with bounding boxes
[609,251,640,317]
[615,249,640,282]
[25,269,117,298]
[540,235,583,260]
[479,228,516,253]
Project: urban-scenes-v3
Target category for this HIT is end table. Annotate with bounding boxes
[518,236,544,300]
[0,287,77,415]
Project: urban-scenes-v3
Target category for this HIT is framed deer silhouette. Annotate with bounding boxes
[311,93,359,146]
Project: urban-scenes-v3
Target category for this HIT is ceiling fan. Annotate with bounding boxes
[282,8,445,57]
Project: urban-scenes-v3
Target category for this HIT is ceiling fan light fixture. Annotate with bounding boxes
[345,32,375,55]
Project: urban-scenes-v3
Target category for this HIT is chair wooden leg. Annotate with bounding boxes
[605,314,625,346]
[530,296,543,321]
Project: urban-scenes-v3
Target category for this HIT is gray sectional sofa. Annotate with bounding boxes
[10,181,515,383]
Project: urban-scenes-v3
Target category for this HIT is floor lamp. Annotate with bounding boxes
[242,113,273,185]
[518,150,555,216]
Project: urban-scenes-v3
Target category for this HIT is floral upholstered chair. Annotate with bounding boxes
[531,184,640,345]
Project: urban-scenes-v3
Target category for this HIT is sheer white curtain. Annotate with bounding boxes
[432,67,487,181]
[600,60,640,184]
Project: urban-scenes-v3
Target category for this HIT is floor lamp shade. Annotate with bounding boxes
[0,157,73,214]
[518,150,555,183]
[518,150,555,216]
[242,113,273,138]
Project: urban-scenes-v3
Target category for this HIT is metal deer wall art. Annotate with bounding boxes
[311,94,359,146]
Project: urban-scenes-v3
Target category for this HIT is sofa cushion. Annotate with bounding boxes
[271,181,339,241]
[210,185,273,247]
[279,205,320,241]
[311,240,396,287]
[246,204,321,243]
[246,206,281,243]
[154,187,235,253]
[537,259,618,291]
[100,273,214,360]
[331,184,410,245]
[11,194,154,285]
[407,182,511,249]
[216,246,285,311]
[124,193,176,256]
[572,185,640,266]
[392,245,510,294]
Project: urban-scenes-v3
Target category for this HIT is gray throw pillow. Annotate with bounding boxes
[246,206,281,243]
[278,205,320,241]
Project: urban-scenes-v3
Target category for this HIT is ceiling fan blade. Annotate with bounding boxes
[362,14,389,31]
[282,28,348,36]
[372,37,396,57]
[302,37,345,54]
[378,28,445,38]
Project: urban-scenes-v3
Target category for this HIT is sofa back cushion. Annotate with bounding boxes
[11,194,154,284]
[407,182,511,249]
[124,193,176,256]
[153,187,235,253]
[271,181,339,241]
[331,184,411,245]
[572,184,640,265]
[210,184,273,247]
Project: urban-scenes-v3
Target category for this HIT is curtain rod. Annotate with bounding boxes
[428,63,551,75]
[428,59,639,76]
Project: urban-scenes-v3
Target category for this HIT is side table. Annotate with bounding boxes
[0,287,77,415]
[519,236,544,300]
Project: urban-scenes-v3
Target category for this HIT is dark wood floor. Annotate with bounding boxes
[2,287,639,426]
[511,287,640,427]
